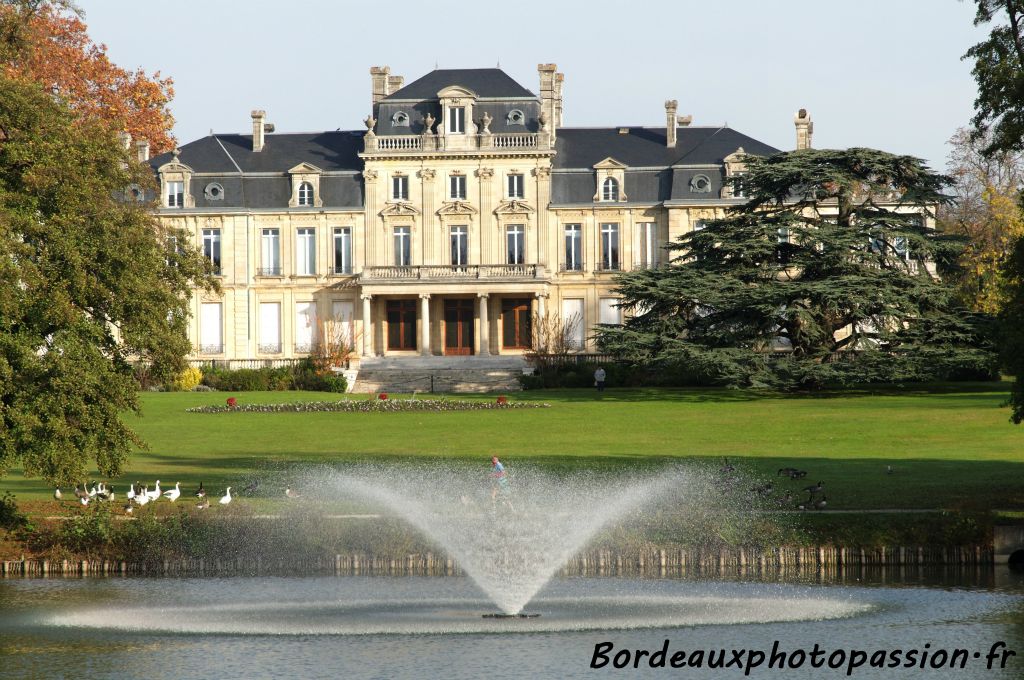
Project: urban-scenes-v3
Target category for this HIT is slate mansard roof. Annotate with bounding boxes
[151,67,781,209]
[384,68,536,100]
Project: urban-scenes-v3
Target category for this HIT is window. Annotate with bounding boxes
[564,224,582,271]
[449,106,465,133]
[332,300,355,349]
[333,227,352,274]
[258,302,281,353]
[599,297,622,325]
[127,184,145,202]
[295,301,317,353]
[507,173,524,199]
[296,227,315,276]
[893,236,909,259]
[259,228,280,276]
[166,180,184,208]
[202,228,221,275]
[392,175,409,201]
[600,223,620,270]
[450,174,467,200]
[199,302,223,354]
[777,226,790,243]
[636,222,656,268]
[386,300,417,351]
[732,173,747,199]
[507,109,525,125]
[297,182,314,206]
[393,226,411,266]
[561,298,585,350]
[506,224,525,265]
[165,234,181,268]
[690,174,711,193]
[602,177,620,202]
[204,182,224,201]
[450,225,468,266]
[501,298,532,349]
[392,111,409,126]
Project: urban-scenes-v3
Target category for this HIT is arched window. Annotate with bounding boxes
[298,181,314,206]
[602,177,620,202]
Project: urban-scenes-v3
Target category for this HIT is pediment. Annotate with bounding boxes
[380,202,421,217]
[437,200,478,216]
[288,162,323,175]
[593,157,628,170]
[437,85,478,100]
[494,199,535,215]
[723,147,746,163]
[158,161,193,174]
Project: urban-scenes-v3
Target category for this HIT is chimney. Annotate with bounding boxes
[370,66,391,108]
[387,74,404,94]
[538,63,557,142]
[553,72,565,128]
[665,100,678,148]
[118,131,132,150]
[794,108,813,150]
[251,110,267,152]
[136,139,150,162]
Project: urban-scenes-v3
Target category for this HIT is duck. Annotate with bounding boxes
[194,482,206,499]
[242,479,259,495]
[886,465,895,475]
[123,502,134,515]
[778,467,800,477]
[145,480,162,501]
[803,481,825,495]
[74,485,89,501]
[285,488,300,499]
[197,498,210,510]
[163,482,181,503]
[53,488,62,501]
[813,496,828,511]
[219,487,232,506]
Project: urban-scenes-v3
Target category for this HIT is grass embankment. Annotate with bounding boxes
[0,382,1020,556]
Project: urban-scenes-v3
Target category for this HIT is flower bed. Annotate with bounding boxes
[187,398,550,414]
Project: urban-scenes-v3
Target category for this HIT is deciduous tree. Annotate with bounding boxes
[595,148,996,390]
[0,11,211,484]
[1,0,175,153]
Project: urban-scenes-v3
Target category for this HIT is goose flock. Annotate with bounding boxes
[53,479,301,514]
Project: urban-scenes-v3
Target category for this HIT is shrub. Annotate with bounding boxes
[57,506,113,557]
[170,366,203,391]
[293,357,348,393]
[202,366,294,391]
[0,492,32,536]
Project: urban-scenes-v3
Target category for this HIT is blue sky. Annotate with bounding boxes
[82,0,987,169]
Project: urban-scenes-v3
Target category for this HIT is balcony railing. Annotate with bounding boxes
[364,132,548,154]
[258,343,282,354]
[257,266,282,276]
[198,344,223,355]
[362,264,543,281]
[331,266,354,276]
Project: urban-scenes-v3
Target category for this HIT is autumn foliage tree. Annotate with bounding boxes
[0,0,175,153]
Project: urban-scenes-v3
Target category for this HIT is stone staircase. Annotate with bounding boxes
[350,356,529,394]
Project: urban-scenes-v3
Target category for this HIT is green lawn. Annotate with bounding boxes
[2,383,1022,511]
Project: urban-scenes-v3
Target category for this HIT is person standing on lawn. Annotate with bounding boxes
[594,366,607,393]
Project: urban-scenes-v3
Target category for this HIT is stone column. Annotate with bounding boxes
[361,294,373,357]
[536,292,547,320]
[478,293,490,356]
[420,293,431,356]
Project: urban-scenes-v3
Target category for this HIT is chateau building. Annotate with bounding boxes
[149,64,799,365]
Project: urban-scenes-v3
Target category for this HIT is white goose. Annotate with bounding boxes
[219,487,232,506]
[126,484,136,502]
[53,488,62,501]
[145,480,161,502]
[135,488,150,507]
[163,482,181,503]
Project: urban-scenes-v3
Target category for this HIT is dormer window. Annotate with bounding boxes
[297,181,314,206]
[166,180,184,208]
[450,174,467,200]
[690,174,711,193]
[449,106,466,134]
[602,177,620,202]
[393,175,409,201]
[507,109,525,126]
[392,111,410,127]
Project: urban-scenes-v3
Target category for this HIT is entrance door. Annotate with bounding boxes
[501,298,533,350]
[386,300,417,351]
[443,299,474,355]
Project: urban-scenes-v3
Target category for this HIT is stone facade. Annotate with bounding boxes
[149,64,840,364]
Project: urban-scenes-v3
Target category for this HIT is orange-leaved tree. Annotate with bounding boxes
[1,0,175,153]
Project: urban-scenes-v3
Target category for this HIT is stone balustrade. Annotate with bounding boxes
[362,264,542,281]
[363,132,547,154]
